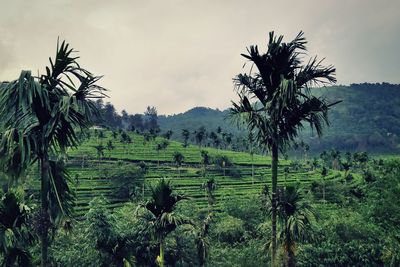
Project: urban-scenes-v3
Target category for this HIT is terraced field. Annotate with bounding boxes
[55,130,343,216]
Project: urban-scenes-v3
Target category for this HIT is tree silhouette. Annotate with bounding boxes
[194,127,206,149]
[200,150,211,177]
[142,179,190,267]
[181,129,190,148]
[0,191,33,267]
[230,31,337,265]
[0,40,104,266]
[264,185,316,267]
[106,140,114,160]
[173,152,185,178]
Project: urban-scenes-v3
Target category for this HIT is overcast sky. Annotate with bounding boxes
[1,0,399,115]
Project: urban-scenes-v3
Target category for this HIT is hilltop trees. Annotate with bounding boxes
[194,127,207,148]
[230,31,336,265]
[144,106,159,132]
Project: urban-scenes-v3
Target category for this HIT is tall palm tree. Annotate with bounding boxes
[142,179,190,267]
[264,185,316,267]
[321,166,328,202]
[248,131,256,184]
[181,129,190,148]
[194,127,206,149]
[194,213,212,267]
[94,144,105,171]
[156,140,169,166]
[200,150,211,177]
[173,152,185,178]
[201,178,216,211]
[230,31,337,266]
[155,143,163,167]
[106,139,114,160]
[0,40,105,266]
[330,149,341,170]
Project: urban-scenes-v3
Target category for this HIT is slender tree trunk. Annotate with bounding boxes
[159,237,165,267]
[287,243,296,267]
[284,173,287,189]
[271,143,279,267]
[251,153,254,185]
[40,154,50,267]
[322,176,326,202]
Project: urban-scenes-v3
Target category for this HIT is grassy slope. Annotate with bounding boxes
[58,130,344,216]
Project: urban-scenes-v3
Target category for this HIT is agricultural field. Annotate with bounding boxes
[59,130,343,216]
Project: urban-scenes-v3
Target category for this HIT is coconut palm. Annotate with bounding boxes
[142,132,151,157]
[200,150,211,177]
[194,127,206,149]
[321,166,328,202]
[277,186,316,267]
[248,131,256,184]
[330,149,341,170]
[181,129,190,148]
[142,179,190,267]
[201,178,216,210]
[173,152,185,178]
[106,140,114,160]
[264,185,316,267]
[155,140,169,166]
[155,143,163,167]
[194,213,212,267]
[0,40,104,266]
[230,31,337,265]
[94,144,105,171]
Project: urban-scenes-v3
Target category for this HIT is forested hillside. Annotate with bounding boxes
[159,83,400,153]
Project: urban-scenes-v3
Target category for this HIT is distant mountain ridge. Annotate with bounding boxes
[158,83,400,153]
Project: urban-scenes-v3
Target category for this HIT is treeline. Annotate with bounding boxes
[93,82,400,154]
[93,100,160,132]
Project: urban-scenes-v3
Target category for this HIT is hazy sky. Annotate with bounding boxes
[1,0,399,115]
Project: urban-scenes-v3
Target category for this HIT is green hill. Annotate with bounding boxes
[159,83,400,154]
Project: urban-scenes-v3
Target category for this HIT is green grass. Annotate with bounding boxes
[56,130,345,217]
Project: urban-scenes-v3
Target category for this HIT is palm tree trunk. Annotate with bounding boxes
[287,243,296,267]
[271,143,278,267]
[40,154,50,267]
[159,237,165,267]
[251,153,254,185]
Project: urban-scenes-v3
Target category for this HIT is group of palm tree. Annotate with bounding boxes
[181,127,235,150]
[0,30,338,266]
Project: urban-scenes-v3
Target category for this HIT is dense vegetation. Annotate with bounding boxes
[0,32,399,267]
[89,82,400,155]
